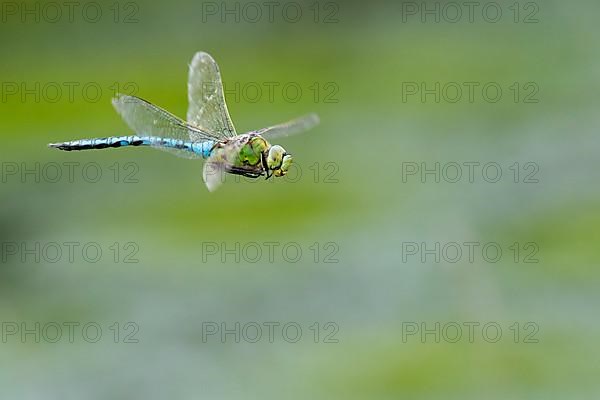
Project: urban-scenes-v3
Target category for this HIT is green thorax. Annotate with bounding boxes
[210,134,271,172]
[235,135,270,167]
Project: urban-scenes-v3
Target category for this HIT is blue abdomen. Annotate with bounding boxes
[49,136,214,158]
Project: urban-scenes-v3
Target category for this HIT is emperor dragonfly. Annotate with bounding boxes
[48,52,319,191]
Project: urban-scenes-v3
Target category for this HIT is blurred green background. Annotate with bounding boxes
[1,0,599,398]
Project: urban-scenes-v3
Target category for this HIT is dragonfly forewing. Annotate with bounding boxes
[187,52,237,139]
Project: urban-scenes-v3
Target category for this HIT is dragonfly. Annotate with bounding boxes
[48,52,319,191]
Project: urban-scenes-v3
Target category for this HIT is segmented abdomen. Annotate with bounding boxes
[48,136,214,158]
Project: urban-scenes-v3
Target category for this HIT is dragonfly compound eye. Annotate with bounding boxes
[267,145,286,170]
[280,153,292,172]
[274,154,293,177]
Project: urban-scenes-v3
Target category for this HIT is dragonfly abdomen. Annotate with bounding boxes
[48,135,150,151]
[48,136,214,158]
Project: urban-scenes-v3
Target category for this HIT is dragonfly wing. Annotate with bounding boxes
[112,94,219,159]
[203,159,227,192]
[202,139,246,192]
[255,113,320,140]
[187,52,237,139]
[154,146,203,160]
[112,94,219,141]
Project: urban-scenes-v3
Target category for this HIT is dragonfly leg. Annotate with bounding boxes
[261,153,271,180]
[227,166,263,179]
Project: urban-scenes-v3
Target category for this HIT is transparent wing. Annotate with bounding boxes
[112,94,220,142]
[254,113,320,140]
[202,140,247,192]
[202,157,228,192]
[187,52,237,138]
[153,146,203,160]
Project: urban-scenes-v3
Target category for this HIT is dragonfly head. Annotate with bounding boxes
[266,145,293,177]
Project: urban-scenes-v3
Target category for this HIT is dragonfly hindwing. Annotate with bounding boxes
[112,94,219,141]
[255,113,320,139]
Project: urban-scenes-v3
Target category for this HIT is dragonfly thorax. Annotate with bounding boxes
[217,134,292,179]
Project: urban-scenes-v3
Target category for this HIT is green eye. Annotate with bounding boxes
[267,145,286,168]
[281,154,293,171]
